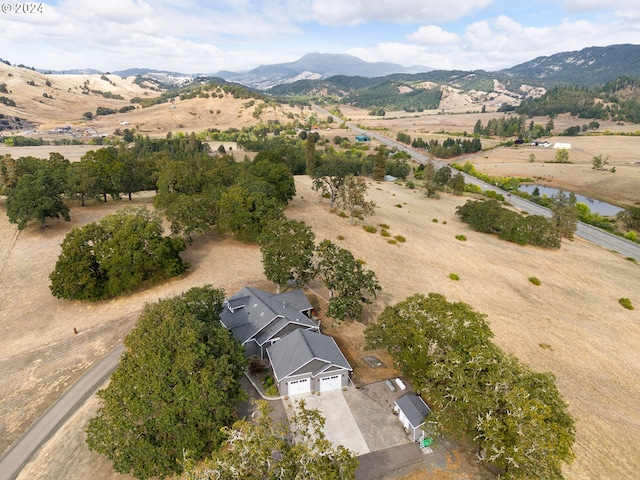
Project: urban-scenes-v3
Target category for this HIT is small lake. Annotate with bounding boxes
[519,185,624,217]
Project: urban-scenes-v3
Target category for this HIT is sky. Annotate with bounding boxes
[1,0,639,74]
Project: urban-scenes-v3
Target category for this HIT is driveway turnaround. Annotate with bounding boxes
[285,389,370,456]
[0,345,125,480]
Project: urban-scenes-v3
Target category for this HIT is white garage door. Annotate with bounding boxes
[319,374,342,392]
[287,378,310,396]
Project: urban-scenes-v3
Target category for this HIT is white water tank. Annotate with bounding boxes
[395,377,407,391]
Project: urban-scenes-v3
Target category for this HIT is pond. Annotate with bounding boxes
[519,185,624,216]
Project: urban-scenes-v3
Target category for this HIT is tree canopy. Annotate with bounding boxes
[86,286,248,480]
[549,190,578,239]
[49,207,188,300]
[186,400,358,480]
[259,218,316,292]
[2,154,70,230]
[365,293,575,479]
[456,199,561,248]
[316,239,380,321]
[337,175,376,226]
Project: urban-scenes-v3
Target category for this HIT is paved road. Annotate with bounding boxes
[0,345,125,480]
[315,105,640,260]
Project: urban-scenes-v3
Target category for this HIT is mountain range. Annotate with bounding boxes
[212,53,432,90]
[25,44,640,93]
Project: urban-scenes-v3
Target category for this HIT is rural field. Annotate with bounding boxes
[1,93,639,479]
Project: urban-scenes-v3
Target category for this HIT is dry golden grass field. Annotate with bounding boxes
[1,66,639,479]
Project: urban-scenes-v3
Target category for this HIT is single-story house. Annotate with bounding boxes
[394,392,432,442]
[266,329,352,396]
[355,134,371,142]
[220,287,319,359]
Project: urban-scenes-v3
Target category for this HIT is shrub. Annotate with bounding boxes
[394,235,406,242]
[406,180,415,189]
[380,229,391,237]
[338,211,348,218]
[337,235,345,240]
[449,273,460,281]
[379,223,390,229]
[363,225,377,233]
[395,204,402,208]
[387,239,397,244]
[529,277,541,286]
[619,298,634,310]
[432,218,438,223]
[455,234,467,241]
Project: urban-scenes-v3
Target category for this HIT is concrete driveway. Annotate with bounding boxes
[285,389,370,455]
[283,384,412,456]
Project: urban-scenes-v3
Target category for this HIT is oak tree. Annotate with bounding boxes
[186,400,358,480]
[337,175,376,226]
[316,239,380,320]
[50,207,188,300]
[86,287,248,479]
[259,218,316,293]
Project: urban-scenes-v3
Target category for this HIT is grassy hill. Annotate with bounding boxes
[0,64,303,137]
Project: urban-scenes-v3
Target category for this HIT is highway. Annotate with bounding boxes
[314,105,640,260]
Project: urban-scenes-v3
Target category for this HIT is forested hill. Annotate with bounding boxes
[516,77,640,123]
[503,44,640,86]
[267,44,640,111]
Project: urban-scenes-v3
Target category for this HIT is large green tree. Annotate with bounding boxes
[365,293,575,479]
[316,239,380,320]
[6,155,70,229]
[49,207,188,300]
[86,286,248,480]
[259,218,316,293]
[186,400,358,480]
[337,175,376,226]
[311,156,358,208]
[248,159,296,204]
[550,190,578,239]
[216,183,284,242]
[372,146,387,181]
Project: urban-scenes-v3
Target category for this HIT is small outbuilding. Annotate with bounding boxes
[394,392,432,442]
[355,134,370,142]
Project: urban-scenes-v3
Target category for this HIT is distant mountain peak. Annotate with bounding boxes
[216,53,433,90]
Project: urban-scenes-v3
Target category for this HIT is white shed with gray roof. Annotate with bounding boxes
[394,392,432,442]
[266,329,352,396]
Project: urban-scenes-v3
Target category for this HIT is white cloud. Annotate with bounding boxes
[562,0,639,13]
[310,0,494,26]
[347,14,640,72]
[407,26,460,45]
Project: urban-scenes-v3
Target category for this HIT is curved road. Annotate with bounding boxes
[315,105,640,260]
[0,345,125,480]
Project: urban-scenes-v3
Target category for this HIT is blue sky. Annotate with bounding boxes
[1,0,639,73]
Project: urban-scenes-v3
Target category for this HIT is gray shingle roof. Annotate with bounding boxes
[395,393,431,428]
[220,287,316,345]
[267,329,352,382]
